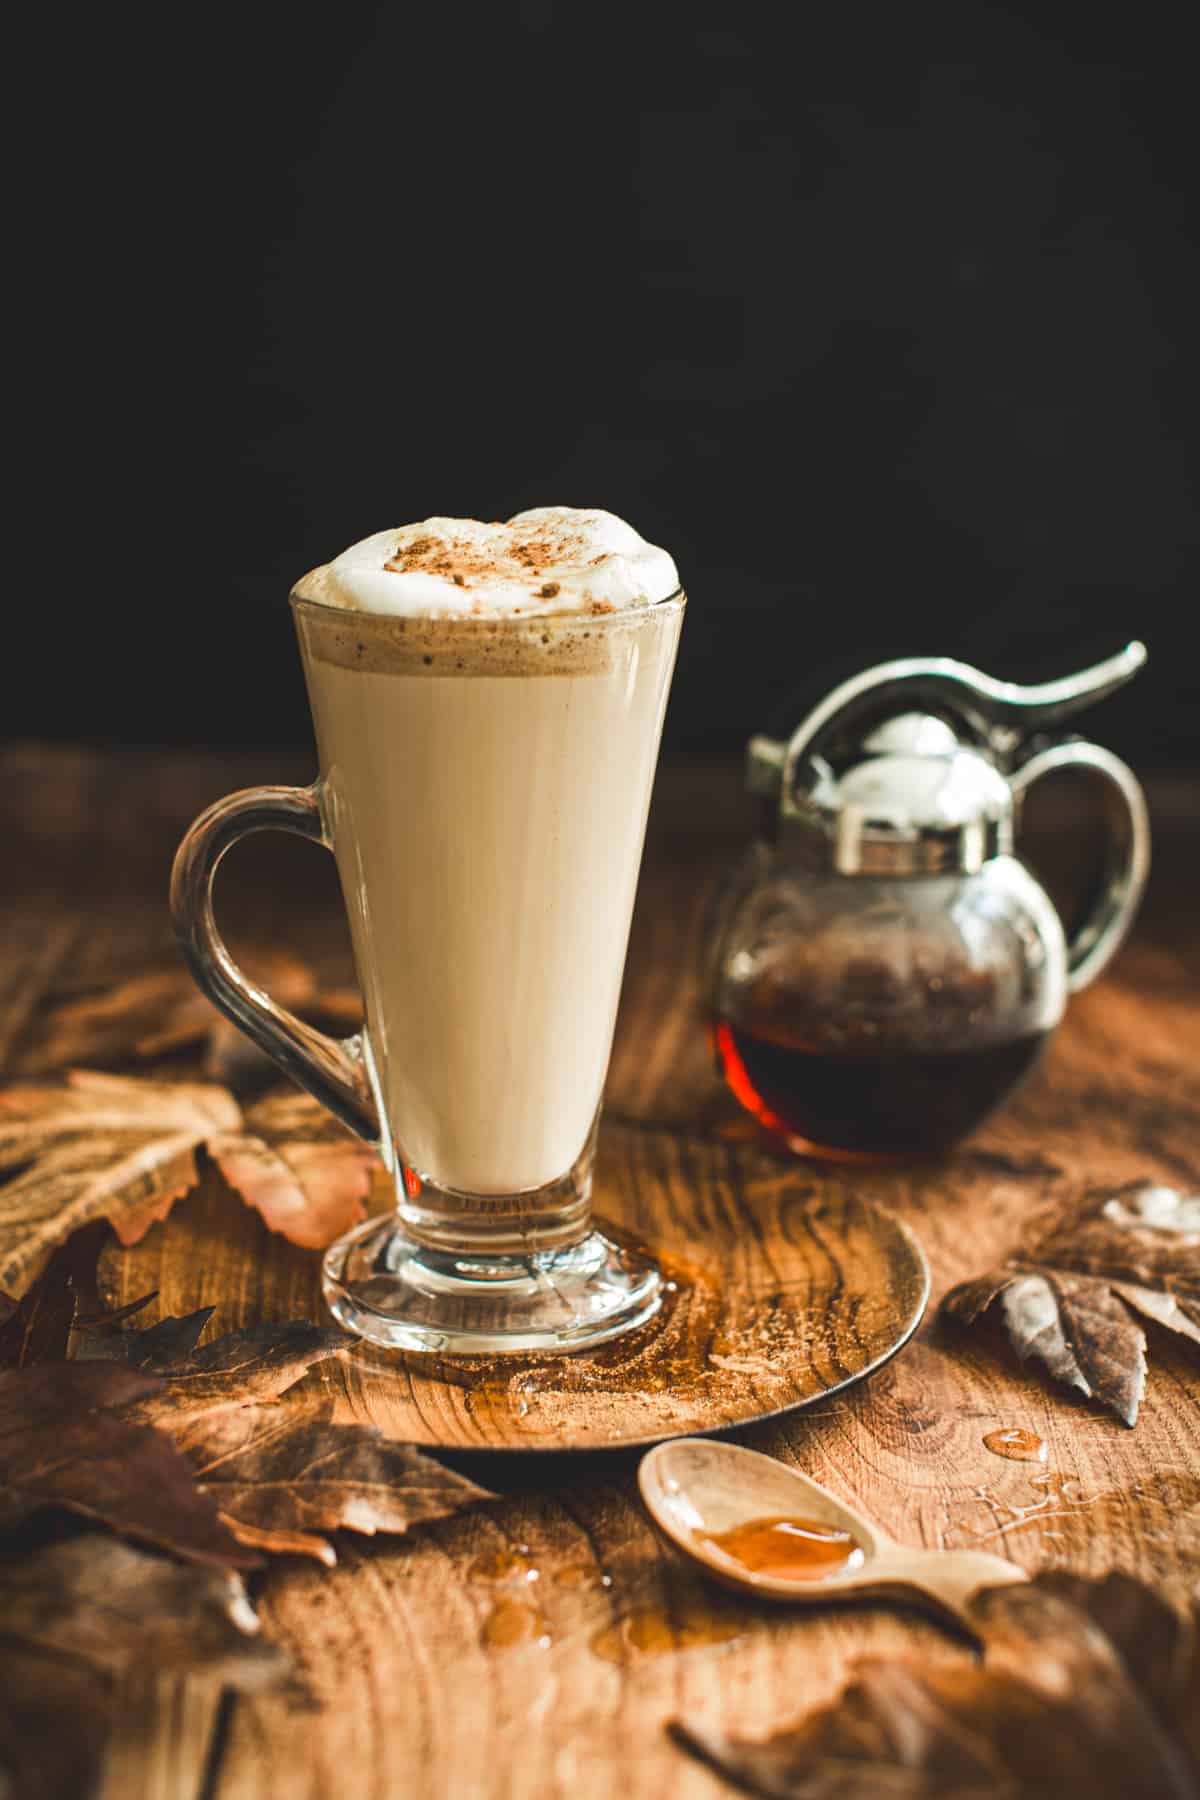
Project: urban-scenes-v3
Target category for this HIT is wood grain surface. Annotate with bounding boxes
[2,745,1199,1800]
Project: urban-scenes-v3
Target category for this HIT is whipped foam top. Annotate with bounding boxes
[293,507,680,619]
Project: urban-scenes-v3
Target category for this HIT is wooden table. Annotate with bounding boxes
[2,745,1198,1799]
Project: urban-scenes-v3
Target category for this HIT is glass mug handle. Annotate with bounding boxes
[169,784,381,1144]
[1010,741,1151,995]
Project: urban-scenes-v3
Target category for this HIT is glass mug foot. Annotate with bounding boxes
[322,1216,663,1354]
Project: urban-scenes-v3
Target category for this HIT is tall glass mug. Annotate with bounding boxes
[171,587,685,1352]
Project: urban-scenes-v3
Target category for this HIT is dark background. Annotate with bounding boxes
[10,1,1199,761]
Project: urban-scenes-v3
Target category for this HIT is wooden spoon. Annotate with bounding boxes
[639,1438,1027,1638]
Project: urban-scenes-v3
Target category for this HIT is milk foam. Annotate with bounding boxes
[293,507,680,619]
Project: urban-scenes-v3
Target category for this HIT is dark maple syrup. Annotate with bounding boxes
[699,1514,864,1581]
[714,1019,1050,1156]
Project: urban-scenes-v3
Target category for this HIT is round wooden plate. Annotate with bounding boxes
[98,1122,930,1453]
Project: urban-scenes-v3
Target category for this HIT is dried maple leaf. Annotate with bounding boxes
[118,1318,354,1430]
[0,1071,376,1299]
[209,1089,376,1249]
[173,1401,495,1564]
[71,1290,159,1330]
[0,1533,289,1800]
[1036,1184,1200,1339]
[1,1301,356,1568]
[74,1301,493,1563]
[2,1235,492,1576]
[0,1230,104,1369]
[0,1072,239,1296]
[74,1302,214,1368]
[14,945,362,1089]
[0,1533,287,1689]
[3,1307,363,1575]
[0,1362,256,1568]
[942,1182,1200,1425]
[673,1570,1199,1800]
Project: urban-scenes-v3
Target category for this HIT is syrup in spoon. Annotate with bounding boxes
[639,1438,1026,1637]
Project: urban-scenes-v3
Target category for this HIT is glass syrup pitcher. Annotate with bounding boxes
[708,643,1151,1157]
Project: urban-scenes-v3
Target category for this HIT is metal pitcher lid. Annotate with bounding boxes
[747,644,1147,876]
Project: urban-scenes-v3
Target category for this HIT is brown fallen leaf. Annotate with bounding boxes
[210,1088,376,1250]
[174,1402,495,1564]
[1036,1184,1200,1333]
[74,1302,215,1368]
[0,1072,239,1298]
[119,1318,354,1430]
[0,1362,256,1568]
[74,1297,492,1563]
[14,945,362,1089]
[0,1070,376,1299]
[3,1243,493,1573]
[40,1273,349,1407]
[0,1533,290,1800]
[673,1570,1199,1800]
[1011,1569,1197,1749]
[942,1181,1200,1425]
[81,1301,494,1560]
[0,1530,288,1690]
[71,1290,160,1330]
[2,1300,356,1569]
[0,1229,105,1369]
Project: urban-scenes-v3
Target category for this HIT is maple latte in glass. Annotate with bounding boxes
[171,509,684,1353]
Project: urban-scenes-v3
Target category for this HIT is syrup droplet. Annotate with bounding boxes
[589,1600,744,1663]
[698,1514,864,1581]
[468,1545,538,1583]
[983,1427,1048,1464]
[480,1598,550,1649]
[554,1563,610,1590]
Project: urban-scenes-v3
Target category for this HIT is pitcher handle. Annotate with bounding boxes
[1010,742,1151,994]
[169,783,381,1143]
